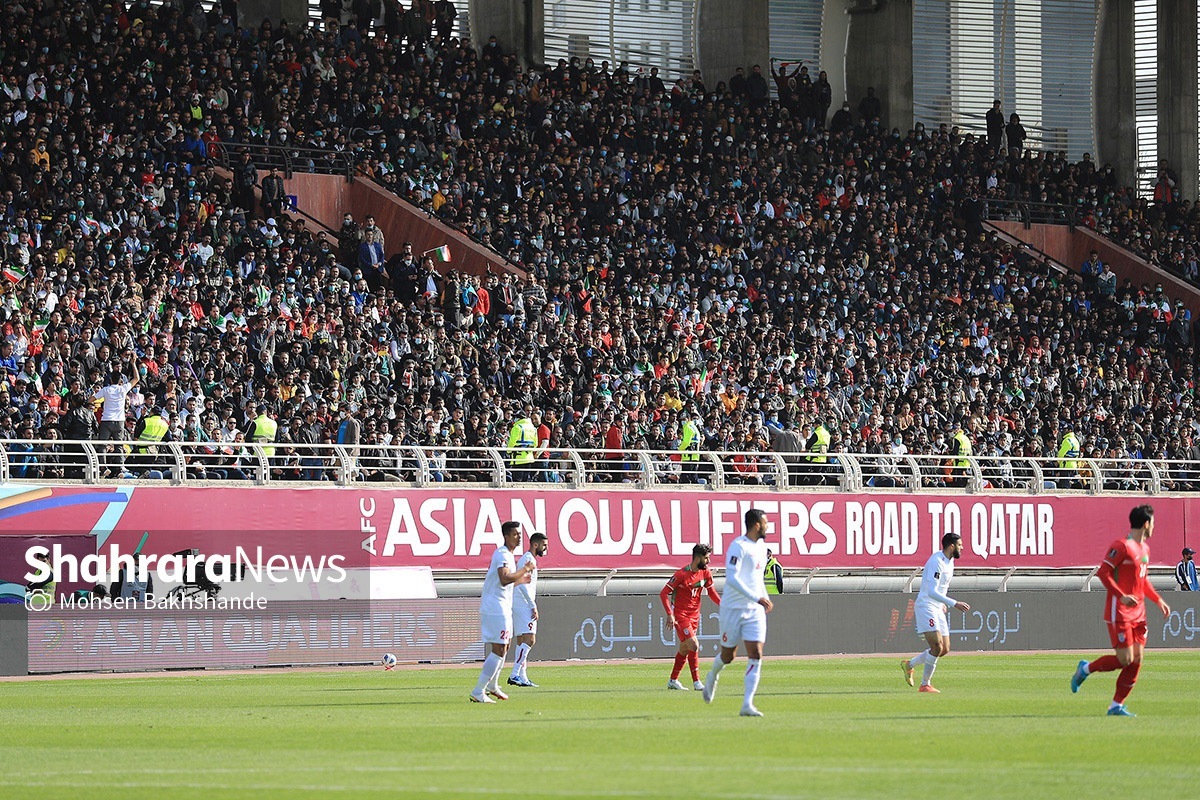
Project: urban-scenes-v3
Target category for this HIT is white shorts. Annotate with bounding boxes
[915,603,949,636]
[718,605,767,648]
[513,604,537,636]
[480,611,512,645]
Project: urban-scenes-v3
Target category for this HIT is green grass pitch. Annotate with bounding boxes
[2,652,1197,799]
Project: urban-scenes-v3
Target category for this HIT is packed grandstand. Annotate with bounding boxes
[0,0,1197,486]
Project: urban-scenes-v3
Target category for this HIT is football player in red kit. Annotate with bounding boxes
[660,544,721,690]
[1070,504,1171,716]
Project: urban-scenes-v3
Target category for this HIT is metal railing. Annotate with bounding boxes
[981,198,1078,230]
[211,141,356,182]
[1,440,1196,494]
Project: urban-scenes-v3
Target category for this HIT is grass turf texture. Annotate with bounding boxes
[2,653,1197,799]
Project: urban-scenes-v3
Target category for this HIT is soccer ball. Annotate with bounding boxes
[381,653,397,670]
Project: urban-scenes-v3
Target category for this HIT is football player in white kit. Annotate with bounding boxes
[470,521,534,703]
[901,532,971,693]
[508,532,548,687]
[702,508,774,717]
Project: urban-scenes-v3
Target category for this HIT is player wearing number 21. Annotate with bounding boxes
[901,532,970,693]
[470,521,534,704]
[1071,504,1171,716]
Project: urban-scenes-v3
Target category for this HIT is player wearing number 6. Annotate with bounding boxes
[470,521,534,704]
[1070,504,1171,717]
[901,532,970,693]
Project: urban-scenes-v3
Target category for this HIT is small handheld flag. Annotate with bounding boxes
[424,245,451,262]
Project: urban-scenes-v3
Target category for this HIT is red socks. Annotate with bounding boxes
[1088,655,1122,673]
[1114,661,1141,704]
[671,652,687,680]
[687,651,700,681]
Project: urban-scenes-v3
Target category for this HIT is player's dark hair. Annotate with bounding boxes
[941,532,962,549]
[1129,504,1154,529]
[529,532,547,544]
[501,520,521,536]
[692,543,712,558]
[745,508,767,530]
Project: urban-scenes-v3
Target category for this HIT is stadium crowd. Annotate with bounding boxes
[0,0,1198,484]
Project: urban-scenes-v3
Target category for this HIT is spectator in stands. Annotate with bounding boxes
[1005,113,1026,155]
[985,100,1004,154]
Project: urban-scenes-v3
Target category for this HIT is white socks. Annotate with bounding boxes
[710,654,729,680]
[743,659,762,707]
[922,655,938,686]
[510,643,531,680]
[474,652,503,694]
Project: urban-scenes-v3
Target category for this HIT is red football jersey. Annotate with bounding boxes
[660,566,719,621]
[1099,536,1162,624]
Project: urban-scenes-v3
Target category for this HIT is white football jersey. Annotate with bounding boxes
[513,551,538,610]
[721,534,768,612]
[916,551,957,608]
[480,546,516,616]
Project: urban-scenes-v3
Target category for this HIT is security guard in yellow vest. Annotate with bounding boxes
[507,409,537,481]
[1057,421,1081,488]
[130,406,170,475]
[764,550,783,595]
[248,407,278,457]
[134,407,169,454]
[679,409,703,483]
[950,426,973,487]
[809,416,833,463]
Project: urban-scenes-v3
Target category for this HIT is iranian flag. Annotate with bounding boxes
[431,245,451,262]
[32,319,49,336]
[3,263,27,283]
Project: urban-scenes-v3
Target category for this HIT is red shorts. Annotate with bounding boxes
[1106,618,1148,649]
[674,619,699,641]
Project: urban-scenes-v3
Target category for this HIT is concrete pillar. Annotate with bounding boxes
[1095,0,1137,185]
[697,0,770,93]
[469,0,543,68]
[1158,0,1199,198]
[844,0,913,133]
[822,0,850,107]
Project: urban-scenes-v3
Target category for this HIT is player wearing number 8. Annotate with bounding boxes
[1070,504,1171,716]
[901,532,970,693]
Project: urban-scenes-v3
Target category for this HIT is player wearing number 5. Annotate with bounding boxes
[509,532,548,688]
[901,533,970,693]
[1070,504,1171,716]
[470,521,534,704]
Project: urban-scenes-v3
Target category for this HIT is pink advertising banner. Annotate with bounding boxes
[0,484,1192,575]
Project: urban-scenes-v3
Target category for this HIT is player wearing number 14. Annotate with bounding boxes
[1070,504,1171,717]
[660,544,721,690]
